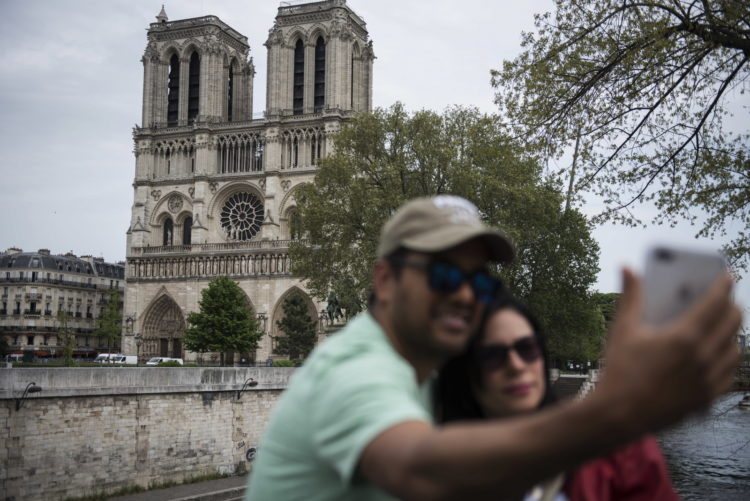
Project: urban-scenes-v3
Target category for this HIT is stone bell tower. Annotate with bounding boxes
[124,2,373,364]
[264,0,374,116]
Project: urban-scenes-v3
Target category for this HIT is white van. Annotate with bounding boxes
[94,353,120,363]
[111,355,138,365]
[145,357,184,366]
[5,354,23,363]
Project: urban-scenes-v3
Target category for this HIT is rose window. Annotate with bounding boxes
[220,192,264,241]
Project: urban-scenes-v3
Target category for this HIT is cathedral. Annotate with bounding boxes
[122,0,374,363]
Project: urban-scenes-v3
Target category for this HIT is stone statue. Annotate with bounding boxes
[326,292,344,324]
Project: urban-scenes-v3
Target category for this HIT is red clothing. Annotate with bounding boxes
[564,436,680,501]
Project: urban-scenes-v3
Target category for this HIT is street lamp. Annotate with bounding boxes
[237,377,258,400]
[16,382,42,411]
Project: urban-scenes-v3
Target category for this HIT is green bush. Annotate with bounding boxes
[272,359,295,367]
[157,360,183,367]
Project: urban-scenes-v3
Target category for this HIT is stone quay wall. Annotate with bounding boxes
[0,367,293,501]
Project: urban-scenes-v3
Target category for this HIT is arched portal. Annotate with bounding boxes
[141,294,186,359]
[270,287,319,359]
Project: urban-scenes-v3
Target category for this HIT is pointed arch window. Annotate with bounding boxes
[314,37,326,113]
[289,209,302,240]
[182,217,192,245]
[167,54,180,126]
[163,218,174,246]
[293,40,304,115]
[188,52,200,123]
[227,64,234,122]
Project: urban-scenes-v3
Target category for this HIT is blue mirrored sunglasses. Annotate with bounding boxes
[397,260,501,303]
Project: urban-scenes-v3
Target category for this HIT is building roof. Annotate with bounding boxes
[0,249,124,279]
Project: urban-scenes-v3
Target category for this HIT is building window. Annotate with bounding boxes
[293,39,304,115]
[183,217,192,245]
[220,192,263,241]
[314,36,326,113]
[227,64,234,122]
[167,54,180,126]
[188,51,200,123]
[163,218,174,246]
[27,335,33,345]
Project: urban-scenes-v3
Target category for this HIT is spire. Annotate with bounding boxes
[156,5,168,23]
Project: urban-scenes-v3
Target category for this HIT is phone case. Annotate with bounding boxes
[641,247,726,326]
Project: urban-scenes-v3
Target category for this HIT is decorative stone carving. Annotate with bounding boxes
[259,178,266,190]
[220,192,264,241]
[188,187,195,198]
[168,195,183,213]
[209,182,219,193]
[281,180,291,192]
[151,190,162,201]
[265,25,283,46]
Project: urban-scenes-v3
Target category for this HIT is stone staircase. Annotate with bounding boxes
[552,376,587,400]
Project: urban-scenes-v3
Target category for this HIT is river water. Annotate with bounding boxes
[658,392,750,500]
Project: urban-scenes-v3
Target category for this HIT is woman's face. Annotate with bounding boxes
[474,308,546,418]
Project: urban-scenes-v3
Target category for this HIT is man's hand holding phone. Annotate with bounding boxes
[591,248,741,440]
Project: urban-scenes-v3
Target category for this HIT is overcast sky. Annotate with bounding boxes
[0,0,747,315]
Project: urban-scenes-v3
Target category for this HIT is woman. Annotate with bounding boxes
[435,294,679,501]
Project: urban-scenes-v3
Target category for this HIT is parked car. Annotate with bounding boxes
[94,353,120,363]
[145,357,184,365]
[111,355,138,365]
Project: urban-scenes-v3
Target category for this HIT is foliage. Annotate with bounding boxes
[56,311,75,366]
[274,291,318,360]
[492,0,750,272]
[291,103,604,362]
[156,360,183,367]
[593,292,620,327]
[273,359,296,367]
[184,276,262,365]
[95,290,122,354]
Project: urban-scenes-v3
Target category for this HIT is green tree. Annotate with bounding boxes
[95,290,122,355]
[184,276,262,365]
[492,0,750,271]
[291,103,604,363]
[274,291,318,361]
[57,311,75,366]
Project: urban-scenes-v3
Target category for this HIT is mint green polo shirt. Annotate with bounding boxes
[246,312,433,501]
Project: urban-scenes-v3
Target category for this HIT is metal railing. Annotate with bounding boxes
[130,239,305,256]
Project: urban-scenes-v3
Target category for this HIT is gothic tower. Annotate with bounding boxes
[123,1,374,363]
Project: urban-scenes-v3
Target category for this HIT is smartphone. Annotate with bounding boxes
[641,246,727,326]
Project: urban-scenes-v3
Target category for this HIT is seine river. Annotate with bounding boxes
[658,392,750,500]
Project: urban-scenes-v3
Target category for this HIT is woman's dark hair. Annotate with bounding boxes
[434,292,557,423]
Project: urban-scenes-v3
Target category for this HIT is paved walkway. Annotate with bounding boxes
[110,474,248,501]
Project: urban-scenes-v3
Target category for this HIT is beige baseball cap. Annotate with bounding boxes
[376,195,515,263]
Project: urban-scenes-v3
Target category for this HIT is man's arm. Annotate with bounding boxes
[360,270,741,501]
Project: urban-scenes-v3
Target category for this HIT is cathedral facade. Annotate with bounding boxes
[122,1,374,363]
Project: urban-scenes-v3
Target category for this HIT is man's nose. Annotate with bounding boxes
[451,278,475,303]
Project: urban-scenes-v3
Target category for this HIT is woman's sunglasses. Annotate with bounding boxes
[475,336,541,371]
[396,259,501,304]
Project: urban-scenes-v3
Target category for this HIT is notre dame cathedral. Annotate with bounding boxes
[122,1,374,363]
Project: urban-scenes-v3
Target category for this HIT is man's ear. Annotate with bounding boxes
[372,260,395,307]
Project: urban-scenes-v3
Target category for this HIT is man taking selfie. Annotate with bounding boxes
[246,195,741,501]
